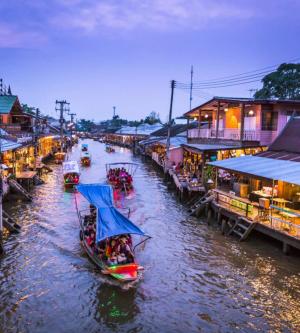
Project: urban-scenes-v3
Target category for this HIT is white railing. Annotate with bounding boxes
[243,130,260,141]
[188,128,260,141]
[223,128,240,140]
[188,128,212,138]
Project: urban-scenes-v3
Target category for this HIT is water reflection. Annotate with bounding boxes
[95,284,139,329]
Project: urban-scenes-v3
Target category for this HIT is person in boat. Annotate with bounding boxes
[86,231,96,248]
[116,236,134,264]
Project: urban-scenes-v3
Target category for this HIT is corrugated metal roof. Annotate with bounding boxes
[0,138,22,152]
[267,116,300,153]
[139,136,163,146]
[158,136,187,148]
[208,155,300,186]
[115,124,163,136]
[183,142,245,152]
[0,95,17,114]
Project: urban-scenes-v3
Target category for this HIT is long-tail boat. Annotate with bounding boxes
[63,161,80,187]
[81,151,91,166]
[76,184,150,282]
[105,162,138,193]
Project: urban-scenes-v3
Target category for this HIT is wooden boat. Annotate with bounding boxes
[76,184,150,282]
[63,161,80,186]
[105,145,115,153]
[54,152,66,164]
[80,151,91,166]
[81,143,88,152]
[106,162,138,192]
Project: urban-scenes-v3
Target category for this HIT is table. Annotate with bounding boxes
[249,191,272,203]
[273,198,290,209]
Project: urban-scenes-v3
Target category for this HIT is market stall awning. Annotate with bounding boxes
[208,155,300,186]
[0,138,22,152]
[76,184,146,242]
[182,143,245,153]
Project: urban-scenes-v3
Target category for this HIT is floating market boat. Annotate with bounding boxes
[81,143,88,152]
[54,152,66,164]
[105,145,115,153]
[106,162,138,192]
[76,184,150,282]
[63,161,80,186]
[80,151,91,166]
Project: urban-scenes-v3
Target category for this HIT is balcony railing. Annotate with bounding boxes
[187,128,261,142]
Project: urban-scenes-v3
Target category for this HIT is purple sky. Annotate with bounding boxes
[0,0,300,122]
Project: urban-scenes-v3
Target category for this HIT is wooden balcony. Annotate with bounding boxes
[187,128,261,142]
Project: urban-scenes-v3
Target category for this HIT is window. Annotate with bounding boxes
[261,110,278,131]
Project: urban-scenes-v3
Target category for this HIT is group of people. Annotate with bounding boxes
[83,205,134,266]
[107,167,133,191]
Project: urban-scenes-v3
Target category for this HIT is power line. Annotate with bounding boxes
[187,56,300,84]
[177,78,263,89]
[177,70,270,87]
[175,56,300,89]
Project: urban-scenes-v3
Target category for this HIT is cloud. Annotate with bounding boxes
[52,0,256,33]
[0,23,46,48]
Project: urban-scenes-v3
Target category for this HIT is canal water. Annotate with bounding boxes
[0,140,299,333]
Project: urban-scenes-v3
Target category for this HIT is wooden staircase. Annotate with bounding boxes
[227,217,256,241]
[3,210,21,233]
[33,175,44,185]
[188,192,215,217]
[8,179,33,201]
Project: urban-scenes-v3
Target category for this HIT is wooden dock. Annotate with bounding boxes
[209,198,300,254]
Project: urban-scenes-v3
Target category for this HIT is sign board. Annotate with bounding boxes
[63,161,80,174]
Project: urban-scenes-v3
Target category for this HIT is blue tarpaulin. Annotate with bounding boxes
[76,184,146,242]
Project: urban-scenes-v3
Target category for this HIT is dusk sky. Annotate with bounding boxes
[0,0,300,122]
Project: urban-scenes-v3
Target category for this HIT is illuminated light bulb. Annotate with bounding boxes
[194,117,197,121]
[224,108,228,112]
[248,110,254,116]
[205,114,209,118]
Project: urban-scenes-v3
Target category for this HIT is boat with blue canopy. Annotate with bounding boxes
[76,183,150,282]
[81,143,88,152]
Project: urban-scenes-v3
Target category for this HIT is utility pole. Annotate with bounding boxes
[34,108,41,170]
[55,100,70,153]
[165,80,176,170]
[113,106,116,118]
[68,112,76,142]
[189,65,194,111]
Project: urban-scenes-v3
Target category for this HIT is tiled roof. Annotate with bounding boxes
[0,95,18,114]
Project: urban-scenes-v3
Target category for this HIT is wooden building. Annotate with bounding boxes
[207,116,300,253]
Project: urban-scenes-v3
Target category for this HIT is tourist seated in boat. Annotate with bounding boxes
[86,231,96,248]
[115,235,134,264]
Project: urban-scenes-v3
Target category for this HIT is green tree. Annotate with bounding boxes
[144,111,161,125]
[255,63,300,100]
[77,118,95,132]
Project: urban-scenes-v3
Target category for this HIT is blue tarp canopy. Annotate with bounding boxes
[76,184,146,242]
